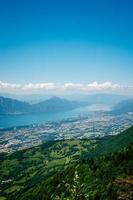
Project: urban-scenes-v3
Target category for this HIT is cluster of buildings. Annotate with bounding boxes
[0,113,133,153]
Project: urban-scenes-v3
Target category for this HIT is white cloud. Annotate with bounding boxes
[63,83,83,90]
[0,81,21,89]
[0,80,132,94]
[62,81,122,91]
[85,81,121,91]
[127,85,133,89]
[22,83,56,90]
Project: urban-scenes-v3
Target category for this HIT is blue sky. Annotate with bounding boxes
[0,0,133,94]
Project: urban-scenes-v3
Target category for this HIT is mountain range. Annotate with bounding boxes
[0,95,133,115]
[0,93,131,104]
[0,96,86,115]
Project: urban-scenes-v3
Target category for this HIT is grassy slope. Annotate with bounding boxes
[88,126,133,157]
[0,126,133,200]
[20,144,133,200]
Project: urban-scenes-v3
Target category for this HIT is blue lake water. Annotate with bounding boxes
[0,104,111,128]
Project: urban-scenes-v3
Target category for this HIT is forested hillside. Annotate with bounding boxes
[22,144,132,200]
[0,126,133,200]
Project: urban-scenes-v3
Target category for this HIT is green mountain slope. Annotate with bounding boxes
[0,126,133,200]
[88,126,133,156]
[20,144,133,200]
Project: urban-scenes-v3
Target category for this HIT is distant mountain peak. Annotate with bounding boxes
[49,96,63,101]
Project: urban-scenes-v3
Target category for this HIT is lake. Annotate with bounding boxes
[0,104,111,128]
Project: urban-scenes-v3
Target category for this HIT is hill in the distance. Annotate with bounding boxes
[32,96,86,113]
[0,96,31,115]
[111,99,133,115]
[0,96,86,115]
[0,126,133,200]
[80,93,129,105]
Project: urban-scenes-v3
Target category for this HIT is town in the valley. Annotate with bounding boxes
[0,112,133,153]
